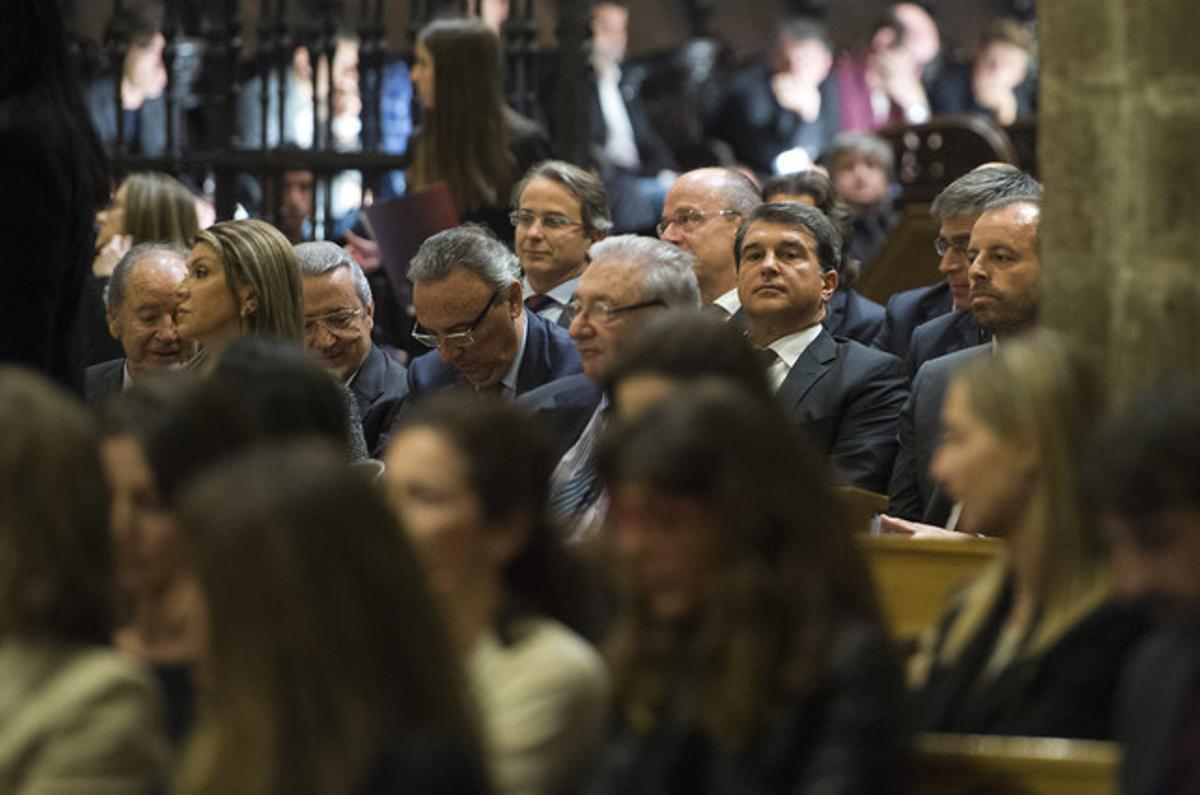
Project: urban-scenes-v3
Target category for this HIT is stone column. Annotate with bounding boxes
[1039,0,1200,401]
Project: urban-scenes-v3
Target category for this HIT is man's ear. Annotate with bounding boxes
[365,300,375,330]
[106,307,121,341]
[821,268,840,302]
[507,280,523,319]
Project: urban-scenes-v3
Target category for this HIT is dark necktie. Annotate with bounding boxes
[525,294,551,313]
[755,347,779,372]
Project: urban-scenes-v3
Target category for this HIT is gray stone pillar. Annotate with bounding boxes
[1039,0,1200,400]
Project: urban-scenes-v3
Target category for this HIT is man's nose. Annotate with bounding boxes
[157,315,179,341]
[568,311,592,341]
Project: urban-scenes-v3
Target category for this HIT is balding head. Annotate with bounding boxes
[105,244,190,379]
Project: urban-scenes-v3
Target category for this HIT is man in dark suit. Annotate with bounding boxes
[885,195,1042,528]
[904,306,985,378]
[406,226,582,407]
[736,202,907,493]
[521,235,701,540]
[1092,378,1200,795]
[84,243,190,405]
[874,165,1043,363]
[297,242,408,458]
[512,161,611,329]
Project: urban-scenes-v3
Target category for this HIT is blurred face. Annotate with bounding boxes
[302,266,374,381]
[478,0,511,34]
[892,2,941,68]
[568,258,651,380]
[967,202,1040,336]
[101,436,184,594]
[108,253,190,378]
[515,177,598,294]
[1109,510,1200,624]
[123,33,168,101]
[280,171,315,241]
[613,374,677,422]
[737,221,837,340]
[611,484,719,621]
[777,37,833,86]
[96,184,128,249]
[384,428,496,598]
[412,42,435,108]
[176,243,246,349]
[936,213,979,311]
[591,3,629,65]
[659,172,742,301]
[975,41,1030,91]
[412,267,523,388]
[832,152,889,209]
[930,381,1032,534]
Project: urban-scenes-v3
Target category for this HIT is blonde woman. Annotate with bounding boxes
[911,332,1150,738]
[95,171,200,277]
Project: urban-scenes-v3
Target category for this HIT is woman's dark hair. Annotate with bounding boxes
[0,367,113,644]
[408,18,519,213]
[398,393,597,638]
[175,441,485,794]
[597,380,881,747]
[602,310,773,412]
[760,170,859,285]
[103,1,164,47]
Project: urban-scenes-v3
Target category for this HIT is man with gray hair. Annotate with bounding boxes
[879,164,1043,374]
[736,201,907,493]
[521,234,701,540]
[84,243,190,404]
[406,225,582,404]
[510,160,611,328]
[296,241,408,457]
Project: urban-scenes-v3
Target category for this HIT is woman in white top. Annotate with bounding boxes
[385,393,609,795]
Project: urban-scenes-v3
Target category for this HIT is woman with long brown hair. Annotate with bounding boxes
[592,379,906,793]
[407,18,550,241]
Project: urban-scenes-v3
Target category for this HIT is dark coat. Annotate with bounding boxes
[873,282,953,361]
[83,357,125,406]
[776,329,908,494]
[517,374,605,462]
[904,308,985,379]
[824,288,885,348]
[348,344,410,459]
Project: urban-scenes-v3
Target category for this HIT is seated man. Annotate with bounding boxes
[296,241,408,458]
[511,161,611,327]
[520,235,701,540]
[736,202,907,493]
[826,132,897,269]
[85,243,189,404]
[1093,378,1200,795]
[406,226,581,402]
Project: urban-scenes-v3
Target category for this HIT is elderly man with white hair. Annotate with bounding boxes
[296,240,408,458]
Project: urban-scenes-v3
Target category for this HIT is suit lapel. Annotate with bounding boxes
[777,329,836,412]
[350,345,384,405]
[515,310,547,395]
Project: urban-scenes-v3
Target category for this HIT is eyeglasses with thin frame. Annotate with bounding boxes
[509,210,584,232]
[656,209,740,237]
[566,298,666,324]
[303,307,364,339]
[934,236,971,257]
[411,291,501,349]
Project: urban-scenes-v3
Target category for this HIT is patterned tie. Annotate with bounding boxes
[525,293,550,313]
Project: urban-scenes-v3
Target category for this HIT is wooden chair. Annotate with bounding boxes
[916,732,1119,795]
[855,202,942,304]
[857,534,1004,642]
[836,486,889,534]
[877,115,1020,206]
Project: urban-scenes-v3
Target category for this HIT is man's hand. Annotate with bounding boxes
[878,514,972,541]
[344,229,382,274]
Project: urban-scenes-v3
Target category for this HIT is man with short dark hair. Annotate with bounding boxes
[736,202,908,492]
[297,241,408,457]
[511,160,611,327]
[406,226,581,403]
[84,243,190,404]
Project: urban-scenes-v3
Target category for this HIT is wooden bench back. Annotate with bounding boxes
[916,732,1119,794]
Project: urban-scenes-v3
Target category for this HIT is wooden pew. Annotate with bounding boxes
[857,534,1004,642]
[916,732,1119,795]
[855,202,942,304]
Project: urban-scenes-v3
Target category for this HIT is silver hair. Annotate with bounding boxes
[105,242,189,312]
[930,166,1043,222]
[408,225,520,292]
[829,131,895,178]
[294,241,372,309]
[511,160,613,235]
[588,235,701,308]
[711,168,763,217]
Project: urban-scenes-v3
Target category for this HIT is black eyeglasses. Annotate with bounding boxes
[566,298,666,324]
[411,291,501,349]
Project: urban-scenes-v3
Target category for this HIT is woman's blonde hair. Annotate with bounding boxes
[121,171,200,244]
[937,331,1110,665]
[193,219,303,342]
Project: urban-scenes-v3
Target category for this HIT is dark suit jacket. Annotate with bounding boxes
[905,308,986,379]
[406,310,582,405]
[349,344,410,459]
[913,586,1149,739]
[583,68,677,177]
[887,347,985,525]
[84,358,125,406]
[1118,627,1200,795]
[873,282,953,360]
[776,330,908,494]
[824,289,885,348]
[517,374,604,462]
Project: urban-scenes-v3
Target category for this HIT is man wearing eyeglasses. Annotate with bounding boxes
[405,226,582,405]
[737,202,907,493]
[521,235,701,541]
[873,164,1041,374]
[658,168,761,318]
[297,242,408,458]
[510,161,611,328]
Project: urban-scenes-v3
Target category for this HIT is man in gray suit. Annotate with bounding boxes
[737,202,908,493]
